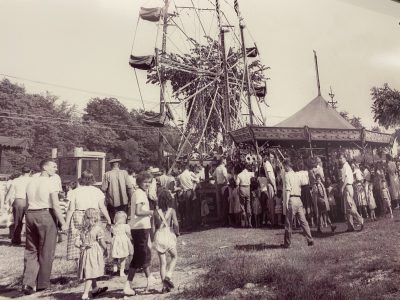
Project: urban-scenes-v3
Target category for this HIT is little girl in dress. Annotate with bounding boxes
[367,184,377,221]
[153,189,180,293]
[111,211,133,277]
[75,208,108,300]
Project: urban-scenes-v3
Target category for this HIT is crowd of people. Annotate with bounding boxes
[0,150,399,298]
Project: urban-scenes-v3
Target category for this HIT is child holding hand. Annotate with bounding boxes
[75,208,108,300]
[111,211,133,277]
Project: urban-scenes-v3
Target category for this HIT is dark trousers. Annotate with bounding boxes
[219,185,229,226]
[182,190,194,229]
[11,198,27,244]
[23,210,58,290]
[107,204,128,223]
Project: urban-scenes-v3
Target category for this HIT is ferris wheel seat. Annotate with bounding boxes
[129,55,155,70]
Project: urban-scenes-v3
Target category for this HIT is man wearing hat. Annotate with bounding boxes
[5,166,32,245]
[102,158,133,222]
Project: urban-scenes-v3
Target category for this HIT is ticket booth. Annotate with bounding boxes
[53,147,106,189]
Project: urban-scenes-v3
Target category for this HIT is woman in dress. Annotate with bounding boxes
[386,154,400,209]
[123,171,154,296]
[65,170,112,269]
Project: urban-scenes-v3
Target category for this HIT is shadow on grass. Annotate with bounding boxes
[234,243,282,251]
[0,240,24,247]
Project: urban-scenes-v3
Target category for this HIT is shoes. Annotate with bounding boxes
[161,286,171,293]
[22,285,35,295]
[307,241,314,246]
[331,225,337,233]
[92,286,108,298]
[163,277,175,289]
[123,286,136,296]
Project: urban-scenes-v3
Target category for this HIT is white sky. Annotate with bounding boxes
[1,0,399,129]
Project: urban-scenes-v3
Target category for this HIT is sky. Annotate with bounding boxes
[1,0,399,129]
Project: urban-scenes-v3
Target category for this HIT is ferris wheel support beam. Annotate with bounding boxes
[159,0,170,167]
[239,23,255,126]
[220,28,231,133]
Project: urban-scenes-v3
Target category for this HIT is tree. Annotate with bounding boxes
[339,111,363,129]
[371,126,381,133]
[371,83,400,129]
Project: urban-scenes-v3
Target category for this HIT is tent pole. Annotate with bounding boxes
[313,50,322,96]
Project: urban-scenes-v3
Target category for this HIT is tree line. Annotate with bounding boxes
[0,79,179,173]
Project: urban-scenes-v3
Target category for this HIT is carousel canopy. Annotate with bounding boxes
[230,96,393,148]
[276,95,354,129]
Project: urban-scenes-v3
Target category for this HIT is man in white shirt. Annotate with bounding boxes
[282,159,313,248]
[22,159,67,295]
[339,154,363,232]
[5,166,32,245]
[178,165,199,229]
[263,152,277,193]
[213,158,229,225]
[236,164,253,228]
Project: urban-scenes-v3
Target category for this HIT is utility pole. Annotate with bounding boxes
[158,0,170,166]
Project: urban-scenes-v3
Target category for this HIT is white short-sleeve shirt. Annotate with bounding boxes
[27,176,60,209]
[68,186,105,211]
[129,189,151,230]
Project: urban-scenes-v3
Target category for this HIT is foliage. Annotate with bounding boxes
[339,111,363,129]
[0,79,179,173]
[371,126,381,133]
[371,83,400,129]
[147,37,268,150]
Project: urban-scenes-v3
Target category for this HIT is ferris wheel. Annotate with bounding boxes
[129,0,269,166]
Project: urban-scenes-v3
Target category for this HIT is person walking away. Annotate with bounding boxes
[101,158,133,222]
[213,158,229,225]
[308,157,324,231]
[386,154,400,209]
[111,211,133,277]
[75,208,108,300]
[153,188,180,293]
[367,184,377,221]
[380,180,393,218]
[5,166,31,245]
[123,172,154,296]
[177,165,199,230]
[339,154,364,232]
[22,159,67,295]
[282,159,313,248]
[65,170,112,271]
[235,164,253,228]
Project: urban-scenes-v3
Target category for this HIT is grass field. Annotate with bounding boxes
[1,212,400,300]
